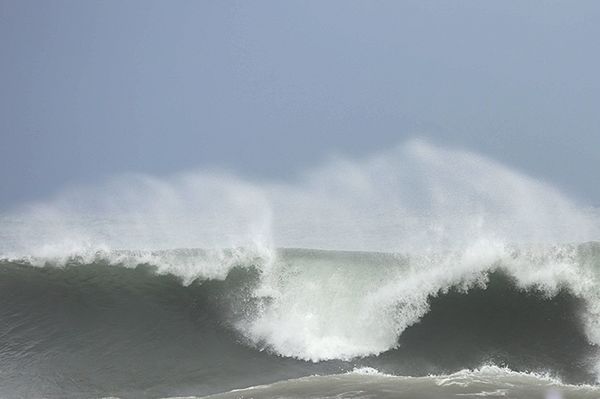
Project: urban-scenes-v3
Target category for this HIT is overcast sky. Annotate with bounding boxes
[1,0,599,209]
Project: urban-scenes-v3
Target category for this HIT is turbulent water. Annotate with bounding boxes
[1,140,600,398]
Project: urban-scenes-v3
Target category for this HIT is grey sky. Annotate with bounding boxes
[1,0,599,209]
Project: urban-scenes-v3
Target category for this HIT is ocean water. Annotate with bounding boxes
[1,140,599,398]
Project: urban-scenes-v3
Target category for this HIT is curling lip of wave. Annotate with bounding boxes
[0,246,276,285]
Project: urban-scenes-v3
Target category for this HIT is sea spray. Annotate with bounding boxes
[2,139,596,258]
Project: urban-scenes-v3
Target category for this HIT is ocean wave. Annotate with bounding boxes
[1,140,600,397]
[2,244,600,365]
[1,244,599,398]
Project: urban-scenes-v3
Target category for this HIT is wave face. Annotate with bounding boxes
[1,245,600,398]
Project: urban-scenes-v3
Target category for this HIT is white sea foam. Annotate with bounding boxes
[237,244,600,362]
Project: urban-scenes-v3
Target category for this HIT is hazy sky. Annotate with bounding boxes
[1,0,599,209]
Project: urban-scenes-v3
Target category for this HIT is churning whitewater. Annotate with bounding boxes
[1,140,599,398]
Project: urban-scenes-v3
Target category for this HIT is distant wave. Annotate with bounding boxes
[197,366,600,399]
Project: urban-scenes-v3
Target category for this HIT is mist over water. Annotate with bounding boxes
[1,139,600,398]
[2,139,597,256]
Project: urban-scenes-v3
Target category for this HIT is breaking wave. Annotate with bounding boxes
[1,139,599,398]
